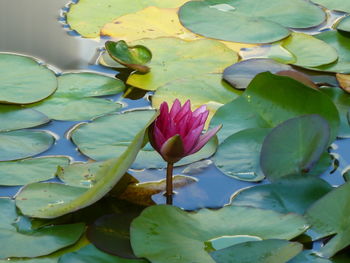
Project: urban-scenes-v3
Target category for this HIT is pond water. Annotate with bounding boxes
[0,0,348,212]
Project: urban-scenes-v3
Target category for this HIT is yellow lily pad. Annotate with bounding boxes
[101,6,256,53]
[67,0,190,38]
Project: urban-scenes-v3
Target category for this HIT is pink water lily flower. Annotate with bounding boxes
[149,99,222,164]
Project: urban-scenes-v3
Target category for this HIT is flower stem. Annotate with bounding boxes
[166,162,174,205]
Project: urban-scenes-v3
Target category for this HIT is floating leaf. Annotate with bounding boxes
[105,41,152,73]
[282,33,338,68]
[0,54,57,104]
[210,239,302,263]
[336,73,350,93]
[99,52,126,68]
[30,97,122,121]
[261,115,330,181]
[243,73,339,141]
[310,0,350,13]
[276,70,318,90]
[58,244,147,263]
[308,152,333,176]
[57,162,104,188]
[55,72,125,97]
[320,87,350,138]
[126,38,238,91]
[210,72,340,142]
[71,111,156,162]
[15,112,156,218]
[29,72,124,121]
[152,74,241,125]
[86,211,143,259]
[118,175,197,206]
[0,105,49,132]
[0,130,54,161]
[288,250,332,263]
[239,44,295,64]
[130,205,308,263]
[223,59,292,90]
[102,7,199,42]
[337,16,350,33]
[306,181,350,257]
[0,236,89,263]
[0,156,70,186]
[213,128,270,182]
[72,111,217,168]
[0,198,84,259]
[179,0,325,44]
[209,96,270,142]
[231,177,333,214]
[312,31,350,74]
[66,0,190,38]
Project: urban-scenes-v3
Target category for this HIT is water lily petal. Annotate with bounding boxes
[188,124,222,154]
[169,99,181,119]
[183,123,205,154]
[174,100,191,123]
[192,105,207,117]
[153,124,167,150]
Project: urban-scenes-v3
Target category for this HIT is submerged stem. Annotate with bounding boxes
[166,162,174,205]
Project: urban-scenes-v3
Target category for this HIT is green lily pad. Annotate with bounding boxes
[0,156,70,186]
[0,130,54,161]
[71,110,216,168]
[66,0,189,38]
[306,181,350,258]
[57,162,104,188]
[179,0,325,44]
[30,97,122,121]
[130,205,308,263]
[308,152,334,176]
[288,251,332,263]
[0,54,57,104]
[0,236,89,263]
[239,44,295,64]
[231,177,333,214]
[29,72,124,121]
[312,31,350,74]
[223,59,292,90]
[210,72,340,142]
[152,74,241,121]
[55,72,125,97]
[0,198,84,259]
[58,244,147,263]
[126,37,238,91]
[243,72,339,141]
[99,51,126,68]
[337,16,350,33]
[282,33,338,68]
[105,41,152,73]
[213,128,270,182]
[0,105,49,132]
[320,87,350,138]
[261,115,330,181]
[15,112,156,218]
[209,96,270,142]
[86,211,143,259]
[310,0,350,13]
[210,239,302,263]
